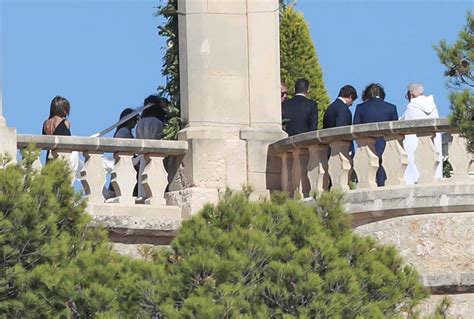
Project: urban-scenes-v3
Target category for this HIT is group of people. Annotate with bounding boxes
[42,95,170,198]
[281,79,442,186]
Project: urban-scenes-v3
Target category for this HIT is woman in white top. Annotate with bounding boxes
[399,83,442,185]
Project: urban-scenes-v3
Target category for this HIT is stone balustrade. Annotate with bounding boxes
[16,134,188,245]
[269,118,473,197]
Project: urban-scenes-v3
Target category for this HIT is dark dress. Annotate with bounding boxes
[42,118,71,162]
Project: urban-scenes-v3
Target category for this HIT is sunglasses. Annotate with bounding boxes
[281,92,288,97]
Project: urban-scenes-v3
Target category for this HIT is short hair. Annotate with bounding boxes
[49,96,70,118]
[338,85,358,100]
[362,83,386,101]
[407,83,424,97]
[294,78,309,94]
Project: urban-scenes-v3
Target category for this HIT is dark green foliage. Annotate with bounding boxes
[0,148,166,317]
[280,5,331,128]
[1,148,431,317]
[434,11,473,153]
[149,189,428,318]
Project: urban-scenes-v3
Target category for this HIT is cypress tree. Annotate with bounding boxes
[280,5,331,128]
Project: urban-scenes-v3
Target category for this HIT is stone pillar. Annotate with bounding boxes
[171,0,285,216]
[0,79,17,167]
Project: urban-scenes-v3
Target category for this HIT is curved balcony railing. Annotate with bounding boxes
[269,118,473,196]
[16,135,187,214]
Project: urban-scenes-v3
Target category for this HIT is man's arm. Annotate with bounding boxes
[391,105,399,121]
[309,101,318,131]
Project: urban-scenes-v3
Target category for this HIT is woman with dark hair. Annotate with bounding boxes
[114,108,138,138]
[42,95,71,136]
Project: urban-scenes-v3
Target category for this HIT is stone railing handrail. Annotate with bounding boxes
[17,134,188,156]
[16,134,188,236]
[269,118,455,154]
[268,117,472,196]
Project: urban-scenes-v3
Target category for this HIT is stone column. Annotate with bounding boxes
[0,79,17,167]
[171,0,285,216]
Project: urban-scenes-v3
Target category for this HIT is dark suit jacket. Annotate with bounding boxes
[323,98,352,129]
[353,98,398,156]
[282,95,318,136]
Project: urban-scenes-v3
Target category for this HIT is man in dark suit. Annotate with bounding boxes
[353,83,398,186]
[282,78,318,136]
[323,85,357,129]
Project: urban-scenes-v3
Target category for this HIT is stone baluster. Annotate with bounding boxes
[110,153,136,205]
[414,133,439,184]
[80,151,106,203]
[383,135,408,186]
[141,154,167,206]
[307,144,329,193]
[327,140,351,191]
[19,148,42,171]
[280,152,292,194]
[51,149,75,184]
[291,148,304,197]
[448,133,473,181]
[353,137,378,189]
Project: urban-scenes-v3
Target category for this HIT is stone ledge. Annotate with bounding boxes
[269,118,453,154]
[87,203,181,220]
[91,215,180,238]
[424,273,474,294]
[343,182,474,226]
[17,134,188,155]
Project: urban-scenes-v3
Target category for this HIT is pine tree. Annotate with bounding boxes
[145,189,429,317]
[280,5,331,128]
[0,148,167,317]
[434,11,473,153]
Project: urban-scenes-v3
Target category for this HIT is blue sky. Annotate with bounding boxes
[1,0,472,136]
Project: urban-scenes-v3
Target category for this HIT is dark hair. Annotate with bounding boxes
[142,96,169,122]
[338,85,358,100]
[294,78,309,94]
[116,108,138,130]
[49,96,70,118]
[362,83,386,101]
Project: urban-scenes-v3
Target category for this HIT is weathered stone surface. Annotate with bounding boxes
[344,182,474,225]
[355,213,473,279]
[269,118,454,155]
[416,294,473,318]
[0,126,16,166]
[166,187,219,218]
[17,134,187,155]
[91,214,180,237]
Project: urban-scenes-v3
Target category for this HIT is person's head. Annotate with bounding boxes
[281,82,288,102]
[144,95,162,107]
[294,78,309,95]
[49,95,70,118]
[337,85,358,106]
[362,83,386,101]
[406,83,424,101]
[142,96,169,118]
[117,108,138,129]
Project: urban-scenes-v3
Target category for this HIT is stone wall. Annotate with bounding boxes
[355,212,473,318]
